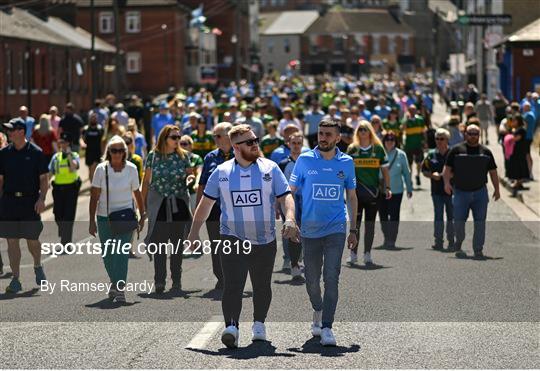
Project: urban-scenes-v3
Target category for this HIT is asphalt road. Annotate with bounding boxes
[0,171,538,368]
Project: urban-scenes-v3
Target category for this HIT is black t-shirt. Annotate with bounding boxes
[445,143,497,191]
[0,142,49,194]
[82,124,104,156]
[59,114,84,144]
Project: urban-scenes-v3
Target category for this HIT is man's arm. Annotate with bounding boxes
[196,184,205,206]
[346,188,358,249]
[35,173,49,214]
[442,165,453,195]
[489,169,500,200]
[278,193,295,222]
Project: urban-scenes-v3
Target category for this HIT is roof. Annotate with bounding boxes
[76,0,178,6]
[306,9,414,34]
[428,0,458,22]
[0,7,116,52]
[259,12,281,34]
[262,10,319,35]
[506,17,540,43]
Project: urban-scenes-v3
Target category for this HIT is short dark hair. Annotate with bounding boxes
[318,118,341,132]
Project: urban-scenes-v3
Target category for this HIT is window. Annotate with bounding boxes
[403,37,409,54]
[126,52,141,73]
[99,12,114,34]
[284,38,290,53]
[126,11,141,33]
[6,50,14,92]
[267,40,274,53]
[20,51,28,92]
[388,36,395,54]
[309,35,318,55]
[333,36,344,53]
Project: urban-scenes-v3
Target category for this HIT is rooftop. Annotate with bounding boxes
[507,17,540,43]
[261,10,319,35]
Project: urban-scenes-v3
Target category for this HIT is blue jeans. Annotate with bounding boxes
[302,233,346,329]
[453,187,489,252]
[432,194,454,248]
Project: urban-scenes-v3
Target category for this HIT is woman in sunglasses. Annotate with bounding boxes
[89,136,145,303]
[379,131,413,249]
[346,121,392,266]
[141,125,194,294]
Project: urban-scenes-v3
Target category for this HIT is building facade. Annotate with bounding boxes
[0,6,115,120]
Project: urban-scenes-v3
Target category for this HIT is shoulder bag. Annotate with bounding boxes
[106,163,138,236]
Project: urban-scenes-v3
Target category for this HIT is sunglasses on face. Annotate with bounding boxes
[110,148,125,154]
[435,137,447,141]
[235,137,260,146]
[168,135,181,141]
[180,142,190,147]
[467,132,480,136]
[358,127,369,133]
[384,138,396,142]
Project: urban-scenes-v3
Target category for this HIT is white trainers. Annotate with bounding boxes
[320,327,337,346]
[364,252,373,265]
[346,251,358,264]
[291,266,303,280]
[311,310,322,337]
[251,321,267,341]
[221,325,239,348]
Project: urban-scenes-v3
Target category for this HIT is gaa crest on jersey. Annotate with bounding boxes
[337,170,345,179]
[263,173,272,182]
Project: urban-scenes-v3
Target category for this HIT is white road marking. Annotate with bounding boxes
[185,315,223,349]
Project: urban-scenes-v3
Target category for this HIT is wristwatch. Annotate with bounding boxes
[349,229,358,235]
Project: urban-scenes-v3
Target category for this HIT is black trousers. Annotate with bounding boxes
[206,204,223,285]
[219,235,276,327]
[378,193,404,247]
[52,182,80,245]
[354,197,379,254]
[150,197,190,286]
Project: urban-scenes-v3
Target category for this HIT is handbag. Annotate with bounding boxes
[105,163,138,236]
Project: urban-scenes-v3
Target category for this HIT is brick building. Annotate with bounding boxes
[0,6,115,120]
[301,9,414,75]
[76,0,190,96]
[183,0,251,82]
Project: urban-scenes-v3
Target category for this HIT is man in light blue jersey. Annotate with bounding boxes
[187,124,298,349]
[290,118,358,347]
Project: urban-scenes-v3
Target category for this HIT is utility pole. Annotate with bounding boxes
[113,0,121,96]
[234,0,241,81]
[432,9,439,94]
[90,0,96,101]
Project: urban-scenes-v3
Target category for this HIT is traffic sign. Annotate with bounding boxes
[457,14,512,26]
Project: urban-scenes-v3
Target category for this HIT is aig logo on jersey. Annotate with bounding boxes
[231,190,262,207]
[312,184,340,201]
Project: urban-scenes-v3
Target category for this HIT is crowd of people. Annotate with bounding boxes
[0,73,538,348]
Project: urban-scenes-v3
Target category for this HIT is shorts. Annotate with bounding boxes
[0,196,43,240]
[85,152,102,166]
[405,148,424,165]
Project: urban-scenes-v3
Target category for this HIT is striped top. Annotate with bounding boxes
[204,157,291,245]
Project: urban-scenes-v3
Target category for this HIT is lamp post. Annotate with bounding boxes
[162,24,170,88]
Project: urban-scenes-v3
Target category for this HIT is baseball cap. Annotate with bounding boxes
[159,101,169,110]
[3,118,26,132]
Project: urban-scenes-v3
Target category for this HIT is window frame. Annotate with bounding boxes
[125,11,141,33]
[126,51,142,74]
[99,11,114,34]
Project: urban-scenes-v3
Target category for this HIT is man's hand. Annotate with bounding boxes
[282,220,300,243]
[493,189,500,201]
[444,183,452,195]
[34,198,45,214]
[407,191,413,199]
[186,232,200,251]
[385,189,392,200]
[347,232,358,250]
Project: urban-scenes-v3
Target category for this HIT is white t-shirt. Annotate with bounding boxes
[91,162,139,216]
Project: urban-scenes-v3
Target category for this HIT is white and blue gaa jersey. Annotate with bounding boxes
[203,157,291,245]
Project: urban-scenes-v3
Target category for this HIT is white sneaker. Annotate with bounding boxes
[364,252,373,265]
[291,266,303,280]
[221,325,239,348]
[251,321,267,341]
[320,327,337,346]
[311,310,322,337]
[346,251,358,264]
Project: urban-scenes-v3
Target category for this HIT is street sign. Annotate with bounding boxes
[457,14,512,26]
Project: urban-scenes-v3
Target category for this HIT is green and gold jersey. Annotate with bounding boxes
[215,102,229,122]
[191,130,216,158]
[402,114,425,150]
[347,143,388,188]
[260,134,284,158]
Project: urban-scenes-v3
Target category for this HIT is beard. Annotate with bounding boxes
[241,146,262,162]
[318,139,338,152]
